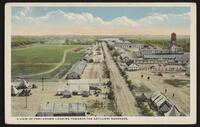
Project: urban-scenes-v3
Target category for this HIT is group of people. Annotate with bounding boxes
[141,74,150,80]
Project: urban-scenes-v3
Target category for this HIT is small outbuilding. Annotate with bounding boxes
[62,90,72,98]
[66,60,87,79]
[164,105,181,116]
[150,91,173,114]
[57,84,90,96]
[36,102,87,116]
[126,60,139,71]
[11,85,19,96]
[17,79,29,89]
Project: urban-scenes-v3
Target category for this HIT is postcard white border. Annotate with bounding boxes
[5,2,197,125]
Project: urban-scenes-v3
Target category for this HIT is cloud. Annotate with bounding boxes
[12,9,190,35]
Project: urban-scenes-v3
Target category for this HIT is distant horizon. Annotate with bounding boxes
[12,7,190,36]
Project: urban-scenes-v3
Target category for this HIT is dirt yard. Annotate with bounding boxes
[11,81,114,116]
[127,70,190,115]
[82,63,103,79]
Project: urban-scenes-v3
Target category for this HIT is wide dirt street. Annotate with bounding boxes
[102,43,139,116]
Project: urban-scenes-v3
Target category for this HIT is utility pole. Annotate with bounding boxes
[25,88,27,108]
[42,76,44,91]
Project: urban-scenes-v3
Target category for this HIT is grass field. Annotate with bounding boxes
[65,51,83,64]
[12,44,87,77]
[12,44,79,63]
[12,64,56,76]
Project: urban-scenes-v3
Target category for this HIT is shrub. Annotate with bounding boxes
[114,110,122,116]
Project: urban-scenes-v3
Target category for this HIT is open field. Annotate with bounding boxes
[12,44,80,63]
[127,70,190,115]
[11,81,114,116]
[12,44,87,77]
[12,64,56,76]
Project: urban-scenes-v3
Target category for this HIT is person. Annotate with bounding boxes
[141,75,143,78]
[147,76,150,80]
[172,93,175,98]
[165,89,167,94]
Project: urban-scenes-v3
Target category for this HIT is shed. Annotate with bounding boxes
[17,79,29,89]
[67,79,101,88]
[56,84,90,96]
[56,85,66,95]
[36,102,54,116]
[164,105,181,116]
[66,60,87,79]
[83,54,92,62]
[127,64,139,71]
[126,60,134,66]
[150,91,173,114]
[175,53,190,64]
[36,102,87,116]
[11,85,19,96]
[69,84,90,95]
[62,90,72,98]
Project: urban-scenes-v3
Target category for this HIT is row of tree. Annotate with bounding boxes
[128,38,190,52]
[64,39,96,45]
[12,36,45,47]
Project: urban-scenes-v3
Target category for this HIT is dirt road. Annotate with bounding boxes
[82,63,103,79]
[102,43,139,116]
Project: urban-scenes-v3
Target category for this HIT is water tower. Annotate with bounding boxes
[170,32,177,53]
[171,32,176,44]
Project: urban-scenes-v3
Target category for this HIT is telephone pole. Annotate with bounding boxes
[42,76,44,91]
[25,88,27,108]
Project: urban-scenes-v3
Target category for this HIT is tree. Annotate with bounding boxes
[112,50,120,57]
[108,44,114,50]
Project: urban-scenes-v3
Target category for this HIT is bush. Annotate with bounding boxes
[89,59,93,63]
[92,100,104,109]
[112,50,120,57]
[114,110,122,116]
[107,44,114,50]
[108,89,114,100]
[136,97,154,116]
[126,80,131,85]
[103,61,110,78]
[121,70,126,76]
[12,36,41,47]
[123,75,128,81]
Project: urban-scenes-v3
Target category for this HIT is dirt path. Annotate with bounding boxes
[19,48,77,77]
[102,43,139,116]
[82,63,103,79]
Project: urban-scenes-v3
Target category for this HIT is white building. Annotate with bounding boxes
[56,79,101,96]
[36,102,87,116]
[150,91,181,116]
[57,84,89,96]
[115,42,145,49]
[127,63,139,71]
[92,45,104,63]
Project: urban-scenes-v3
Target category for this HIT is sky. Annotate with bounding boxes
[12,7,191,36]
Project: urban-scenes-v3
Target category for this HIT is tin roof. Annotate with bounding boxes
[67,60,87,75]
[38,102,86,115]
[18,79,29,88]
